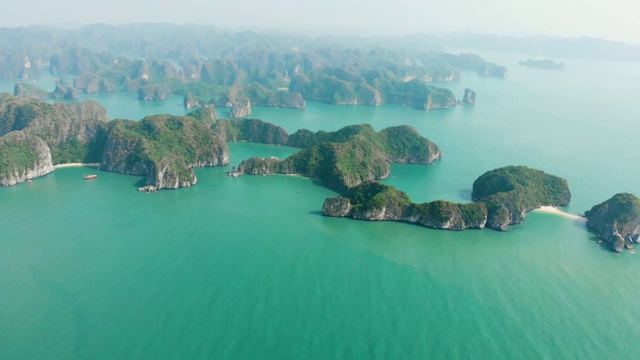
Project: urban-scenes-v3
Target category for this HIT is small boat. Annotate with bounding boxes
[84,174,98,180]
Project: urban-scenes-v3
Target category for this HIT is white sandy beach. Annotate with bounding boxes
[53,163,101,169]
[533,206,587,222]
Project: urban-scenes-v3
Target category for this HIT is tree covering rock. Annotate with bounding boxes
[585,193,640,252]
[14,82,49,99]
[101,115,228,189]
[0,95,229,188]
[322,182,488,230]
[0,95,107,165]
[212,118,288,145]
[472,166,571,231]
[321,166,570,232]
[238,124,440,192]
[0,130,53,186]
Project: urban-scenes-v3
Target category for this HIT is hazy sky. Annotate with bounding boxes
[3,0,639,44]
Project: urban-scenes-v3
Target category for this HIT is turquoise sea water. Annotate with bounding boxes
[1,53,640,359]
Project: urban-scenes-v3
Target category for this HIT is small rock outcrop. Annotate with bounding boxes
[0,131,54,186]
[462,88,476,105]
[183,93,201,109]
[69,100,110,122]
[585,193,640,252]
[51,84,78,100]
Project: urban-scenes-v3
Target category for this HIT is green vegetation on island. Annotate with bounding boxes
[585,193,640,252]
[0,95,229,189]
[101,115,228,189]
[237,124,441,192]
[322,182,488,230]
[0,130,53,185]
[472,166,571,231]
[321,165,571,232]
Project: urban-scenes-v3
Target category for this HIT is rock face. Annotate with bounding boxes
[484,63,509,77]
[186,107,218,127]
[321,182,487,230]
[425,92,457,110]
[73,74,118,93]
[14,83,49,99]
[69,100,110,122]
[472,166,571,231]
[404,201,487,230]
[183,93,201,109]
[322,197,352,217]
[355,84,382,106]
[0,131,54,186]
[229,95,252,119]
[267,91,306,109]
[585,193,640,252]
[462,88,476,105]
[138,85,168,101]
[51,84,78,100]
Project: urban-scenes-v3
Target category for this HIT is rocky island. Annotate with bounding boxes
[585,193,640,252]
[321,165,571,232]
[472,166,571,230]
[237,124,441,192]
[0,95,229,189]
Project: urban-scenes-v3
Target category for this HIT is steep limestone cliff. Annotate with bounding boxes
[229,95,252,119]
[138,85,168,101]
[0,96,108,164]
[0,131,54,186]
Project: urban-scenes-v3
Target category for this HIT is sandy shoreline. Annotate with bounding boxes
[53,163,101,169]
[533,206,587,222]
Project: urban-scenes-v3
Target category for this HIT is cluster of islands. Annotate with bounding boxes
[0,24,637,255]
[0,94,638,254]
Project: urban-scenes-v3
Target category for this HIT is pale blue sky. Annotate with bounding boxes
[4,0,639,44]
